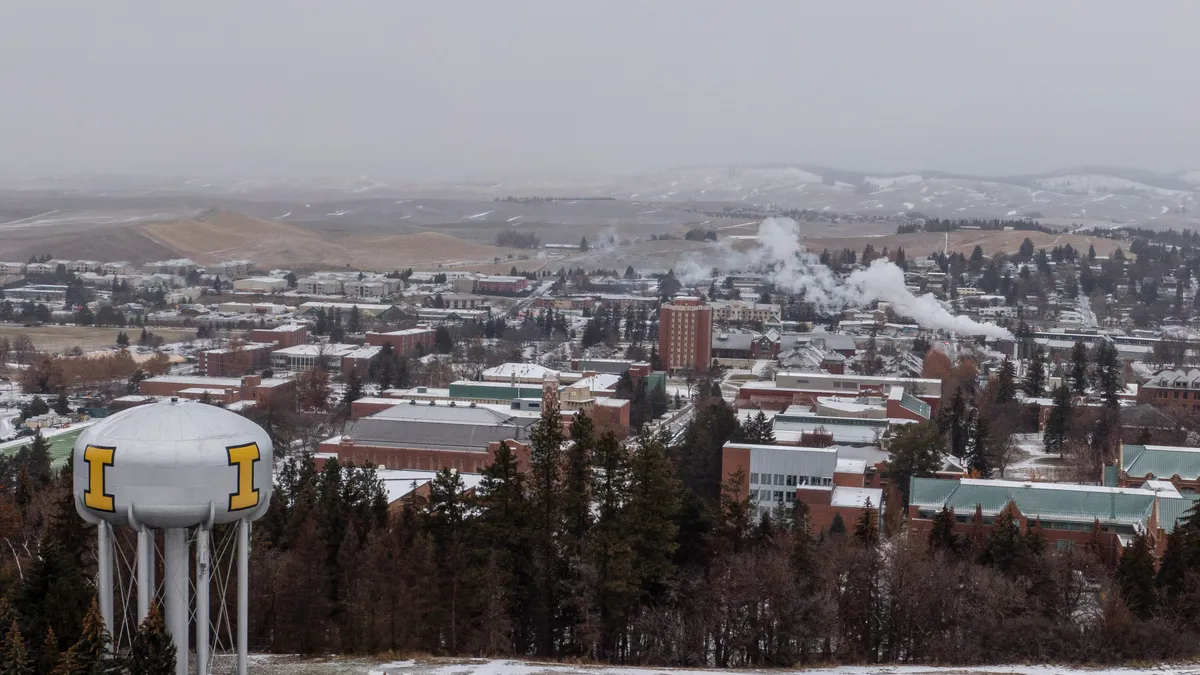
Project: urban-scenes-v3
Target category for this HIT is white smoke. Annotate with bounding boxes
[688,217,1013,340]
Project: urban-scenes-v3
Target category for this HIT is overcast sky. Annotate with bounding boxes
[2,1,1198,181]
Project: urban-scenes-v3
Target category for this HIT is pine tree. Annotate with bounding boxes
[965,410,992,478]
[347,305,362,334]
[53,394,70,416]
[828,512,846,537]
[1116,532,1157,620]
[587,431,634,659]
[1070,339,1089,394]
[1,620,31,675]
[528,401,566,656]
[36,629,57,675]
[20,481,93,657]
[52,597,117,675]
[126,604,175,675]
[625,430,680,603]
[1044,385,1072,458]
[928,505,960,556]
[853,500,879,547]
[1024,345,1046,397]
[474,441,535,653]
[1095,339,1122,408]
[978,510,1024,575]
[994,357,1016,404]
[883,420,943,501]
[938,387,969,459]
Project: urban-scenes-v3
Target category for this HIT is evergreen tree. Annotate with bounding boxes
[126,605,175,675]
[579,236,589,252]
[1070,339,1089,394]
[828,512,846,537]
[965,410,992,478]
[978,510,1024,575]
[347,305,362,334]
[884,420,943,502]
[1044,385,1072,457]
[528,401,566,656]
[938,387,969,459]
[434,326,454,354]
[1116,533,1157,620]
[474,441,535,653]
[928,505,961,556]
[115,331,129,348]
[53,394,70,416]
[36,629,57,675]
[1024,345,1046,397]
[1,620,31,675]
[52,597,117,675]
[994,357,1016,404]
[20,481,93,657]
[743,410,775,444]
[1095,339,1122,408]
[853,501,879,547]
[339,367,365,412]
[587,431,634,659]
[625,431,680,603]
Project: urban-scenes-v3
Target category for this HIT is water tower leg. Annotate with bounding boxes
[97,522,113,649]
[196,528,210,675]
[163,527,189,675]
[237,519,249,675]
[137,526,152,622]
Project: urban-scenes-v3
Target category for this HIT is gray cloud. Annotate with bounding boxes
[1,0,1197,180]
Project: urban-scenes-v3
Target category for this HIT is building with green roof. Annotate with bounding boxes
[1110,444,1200,493]
[908,476,1200,564]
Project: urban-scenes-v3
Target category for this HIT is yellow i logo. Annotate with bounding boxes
[83,445,116,512]
[226,442,261,511]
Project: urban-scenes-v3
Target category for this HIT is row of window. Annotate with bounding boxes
[1154,389,1200,400]
[749,472,833,487]
[751,489,796,504]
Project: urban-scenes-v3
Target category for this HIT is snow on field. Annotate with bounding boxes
[1037,174,1188,196]
[507,215,523,222]
[466,211,495,220]
[902,202,915,210]
[354,659,1200,675]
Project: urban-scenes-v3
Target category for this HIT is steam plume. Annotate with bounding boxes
[686,217,1013,340]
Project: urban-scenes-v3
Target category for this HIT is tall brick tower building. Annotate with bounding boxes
[658,296,713,373]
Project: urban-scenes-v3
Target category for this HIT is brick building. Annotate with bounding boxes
[138,374,295,405]
[196,341,275,377]
[249,324,309,349]
[658,297,713,373]
[474,276,529,295]
[737,371,941,414]
[365,327,436,355]
[1138,368,1200,412]
[1107,443,1200,494]
[721,442,883,532]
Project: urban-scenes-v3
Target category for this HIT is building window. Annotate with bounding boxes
[774,490,784,503]
[774,474,785,486]
[786,475,798,487]
[750,472,759,484]
[785,492,796,503]
[1056,540,1076,551]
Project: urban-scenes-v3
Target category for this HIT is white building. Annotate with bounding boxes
[69,260,101,273]
[102,261,136,276]
[0,262,26,275]
[233,277,288,293]
[298,277,345,295]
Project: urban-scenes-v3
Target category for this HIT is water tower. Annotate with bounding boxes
[73,399,274,675]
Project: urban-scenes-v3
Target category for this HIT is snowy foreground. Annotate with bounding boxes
[204,656,1200,675]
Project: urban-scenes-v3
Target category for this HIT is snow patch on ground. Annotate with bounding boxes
[1037,174,1187,197]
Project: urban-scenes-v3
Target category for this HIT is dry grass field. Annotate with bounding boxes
[140,210,516,270]
[0,325,195,354]
[798,229,1126,257]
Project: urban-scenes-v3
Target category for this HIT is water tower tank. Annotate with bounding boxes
[74,400,274,529]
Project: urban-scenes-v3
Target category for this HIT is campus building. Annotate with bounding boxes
[659,297,713,373]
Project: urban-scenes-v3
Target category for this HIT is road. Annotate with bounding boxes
[508,280,556,319]
[1077,292,1098,329]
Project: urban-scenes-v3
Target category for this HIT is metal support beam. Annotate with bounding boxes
[237,519,250,675]
[137,526,153,622]
[97,522,113,650]
[163,528,189,675]
[196,528,210,675]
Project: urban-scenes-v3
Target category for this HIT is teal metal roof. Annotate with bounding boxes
[1122,444,1200,481]
[910,477,1155,527]
[1158,494,1200,533]
[911,477,1200,534]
